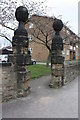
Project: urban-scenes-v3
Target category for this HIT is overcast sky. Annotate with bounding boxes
[35,0,79,35]
[0,0,80,47]
[47,0,79,34]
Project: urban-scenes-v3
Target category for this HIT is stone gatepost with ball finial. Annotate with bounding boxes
[49,18,64,88]
[12,6,30,97]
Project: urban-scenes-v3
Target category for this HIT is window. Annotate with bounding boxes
[70,36,73,39]
[65,40,70,45]
[29,35,33,41]
[76,44,78,48]
[76,37,78,40]
[29,22,34,28]
[63,40,65,43]
[70,45,73,50]
[74,47,76,51]
[66,50,69,55]
[62,48,65,55]
[66,30,70,35]
[76,51,79,56]
[29,48,32,54]
[62,51,65,55]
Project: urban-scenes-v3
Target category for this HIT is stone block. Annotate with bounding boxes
[51,56,64,64]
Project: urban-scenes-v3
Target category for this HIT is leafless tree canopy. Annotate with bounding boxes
[0,0,47,42]
[27,15,55,52]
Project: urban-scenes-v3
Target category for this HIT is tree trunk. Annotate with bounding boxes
[46,52,51,67]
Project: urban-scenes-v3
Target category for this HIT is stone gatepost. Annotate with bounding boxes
[49,19,64,88]
[12,6,30,97]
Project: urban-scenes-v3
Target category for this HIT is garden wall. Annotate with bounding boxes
[1,63,17,102]
[64,62,80,84]
[1,62,80,102]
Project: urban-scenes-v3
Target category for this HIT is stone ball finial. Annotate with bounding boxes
[15,6,29,22]
[53,19,63,31]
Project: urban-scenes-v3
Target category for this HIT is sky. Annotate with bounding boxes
[0,0,80,47]
[37,0,79,34]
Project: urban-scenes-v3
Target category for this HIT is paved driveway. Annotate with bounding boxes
[2,75,78,118]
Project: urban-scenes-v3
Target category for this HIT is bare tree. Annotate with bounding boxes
[26,15,55,66]
[0,0,47,43]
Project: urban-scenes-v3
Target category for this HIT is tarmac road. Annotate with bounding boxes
[2,75,78,118]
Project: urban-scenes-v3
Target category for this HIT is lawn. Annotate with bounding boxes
[27,64,51,80]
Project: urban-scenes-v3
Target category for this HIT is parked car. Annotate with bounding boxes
[0,55,8,63]
[28,59,36,65]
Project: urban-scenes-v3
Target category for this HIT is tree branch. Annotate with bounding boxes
[0,22,15,31]
[33,40,45,46]
[0,34,12,44]
[32,33,46,44]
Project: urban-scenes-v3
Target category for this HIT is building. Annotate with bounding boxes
[25,15,80,62]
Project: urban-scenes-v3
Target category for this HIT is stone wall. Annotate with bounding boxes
[49,61,79,88]
[1,62,30,102]
[64,62,79,84]
[1,62,80,102]
[1,63,17,102]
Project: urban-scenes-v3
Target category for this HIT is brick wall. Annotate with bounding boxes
[29,42,49,62]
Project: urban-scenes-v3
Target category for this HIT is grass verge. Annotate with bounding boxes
[27,64,51,80]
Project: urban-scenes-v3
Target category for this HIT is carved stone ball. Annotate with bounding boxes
[15,6,29,22]
[53,19,63,31]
